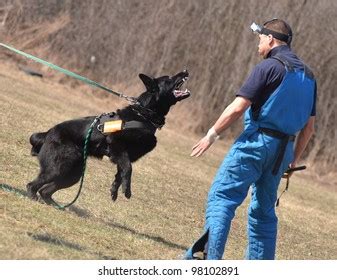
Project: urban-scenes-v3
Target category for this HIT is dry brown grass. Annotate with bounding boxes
[0,63,336,259]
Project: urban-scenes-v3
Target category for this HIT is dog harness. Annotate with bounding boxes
[96,112,157,135]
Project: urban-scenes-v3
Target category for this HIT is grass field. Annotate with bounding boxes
[0,63,336,260]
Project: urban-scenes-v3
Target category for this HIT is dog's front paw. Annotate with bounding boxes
[123,186,132,199]
[110,180,121,202]
[111,190,118,201]
[124,191,131,199]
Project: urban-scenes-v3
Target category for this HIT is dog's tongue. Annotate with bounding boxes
[173,89,190,98]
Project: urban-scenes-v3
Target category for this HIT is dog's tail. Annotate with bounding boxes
[29,132,47,156]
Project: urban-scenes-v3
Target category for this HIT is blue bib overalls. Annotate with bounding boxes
[185,55,315,260]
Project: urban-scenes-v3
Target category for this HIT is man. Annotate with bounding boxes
[184,19,317,260]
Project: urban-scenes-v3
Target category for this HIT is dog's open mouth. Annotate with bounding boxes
[173,76,191,100]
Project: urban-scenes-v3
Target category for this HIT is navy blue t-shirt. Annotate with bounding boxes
[237,45,317,117]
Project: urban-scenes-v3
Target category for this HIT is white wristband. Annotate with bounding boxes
[206,127,219,143]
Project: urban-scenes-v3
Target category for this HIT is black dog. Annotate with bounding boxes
[27,70,190,205]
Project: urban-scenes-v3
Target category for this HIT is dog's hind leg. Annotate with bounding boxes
[38,182,59,205]
[26,174,52,200]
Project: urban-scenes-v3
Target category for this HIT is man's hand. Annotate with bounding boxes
[288,161,297,169]
[282,161,296,179]
[282,163,307,179]
[191,136,213,157]
[191,127,218,157]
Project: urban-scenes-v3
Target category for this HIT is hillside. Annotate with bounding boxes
[0,0,336,173]
[0,63,336,259]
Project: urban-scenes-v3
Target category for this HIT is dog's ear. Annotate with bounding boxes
[139,74,157,92]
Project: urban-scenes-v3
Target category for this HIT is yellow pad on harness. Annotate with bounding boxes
[101,120,123,134]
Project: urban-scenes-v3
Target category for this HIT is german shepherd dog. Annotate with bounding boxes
[27,70,190,205]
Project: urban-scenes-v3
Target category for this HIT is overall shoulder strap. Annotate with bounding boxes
[303,64,315,80]
[271,54,294,72]
[272,54,314,80]
[251,54,293,122]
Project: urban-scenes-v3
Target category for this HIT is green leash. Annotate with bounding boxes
[52,116,101,210]
[0,43,138,104]
[0,183,26,198]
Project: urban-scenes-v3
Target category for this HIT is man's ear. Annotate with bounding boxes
[139,74,157,92]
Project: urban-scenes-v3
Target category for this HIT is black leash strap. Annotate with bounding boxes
[272,136,293,175]
[276,165,306,207]
[258,127,296,175]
